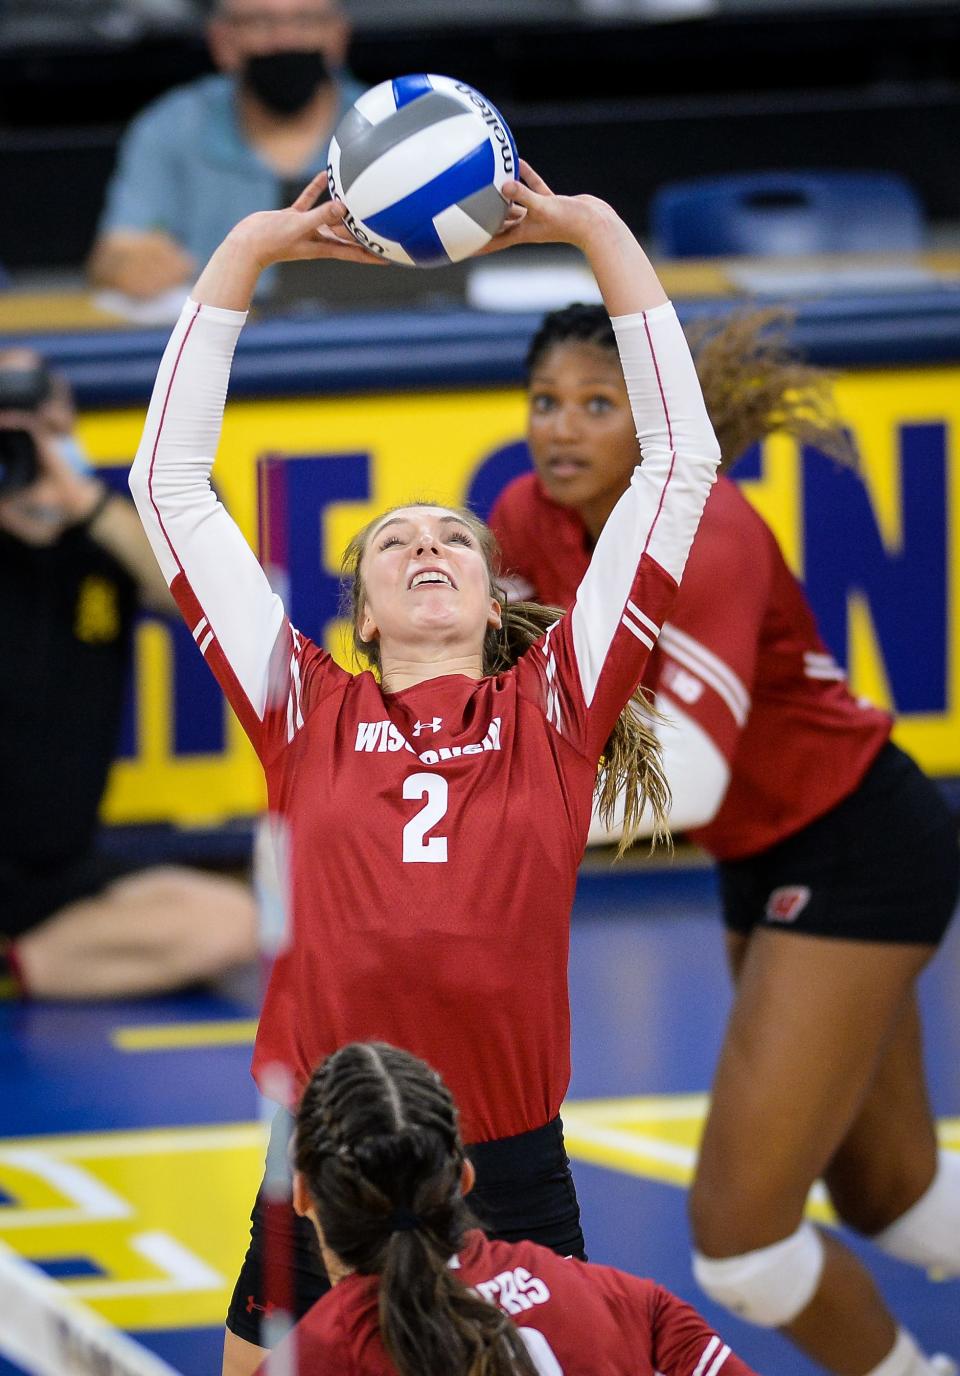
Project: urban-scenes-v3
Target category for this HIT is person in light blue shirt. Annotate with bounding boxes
[88,0,364,303]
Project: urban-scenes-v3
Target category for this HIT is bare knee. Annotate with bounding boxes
[827,1152,938,1236]
[689,1159,809,1259]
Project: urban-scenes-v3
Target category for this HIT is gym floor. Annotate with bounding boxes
[2,861,958,1374]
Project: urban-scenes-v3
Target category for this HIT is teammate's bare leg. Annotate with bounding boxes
[690,926,935,1374]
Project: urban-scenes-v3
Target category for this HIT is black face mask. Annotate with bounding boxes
[242,49,331,117]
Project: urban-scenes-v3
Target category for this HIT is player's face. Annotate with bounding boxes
[527,343,639,519]
[359,507,501,656]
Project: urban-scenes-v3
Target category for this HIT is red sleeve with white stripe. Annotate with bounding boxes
[518,301,721,761]
[648,1284,759,1376]
[651,479,769,765]
[129,298,347,763]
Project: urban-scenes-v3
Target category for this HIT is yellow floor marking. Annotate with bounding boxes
[0,1123,267,1331]
[111,1020,258,1051]
[563,1098,960,1227]
[1,1106,956,1332]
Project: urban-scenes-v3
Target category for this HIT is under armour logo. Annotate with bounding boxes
[412,717,442,737]
[245,1295,278,1316]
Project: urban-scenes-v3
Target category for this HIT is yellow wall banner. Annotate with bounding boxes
[80,364,959,826]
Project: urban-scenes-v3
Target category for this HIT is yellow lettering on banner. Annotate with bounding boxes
[735,431,803,577]
[75,365,960,827]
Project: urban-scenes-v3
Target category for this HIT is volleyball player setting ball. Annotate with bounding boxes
[251,1041,760,1376]
[128,112,723,1376]
[490,307,960,1376]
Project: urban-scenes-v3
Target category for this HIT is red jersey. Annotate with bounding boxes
[491,471,892,860]
[254,1229,759,1376]
[130,298,720,1142]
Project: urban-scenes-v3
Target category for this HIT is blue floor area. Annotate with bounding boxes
[2,862,959,1374]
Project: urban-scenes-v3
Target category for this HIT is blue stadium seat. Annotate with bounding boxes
[650,170,926,258]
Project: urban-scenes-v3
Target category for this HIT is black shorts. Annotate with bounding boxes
[0,850,145,939]
[720,742,960,946]
[226,1111,586,1347]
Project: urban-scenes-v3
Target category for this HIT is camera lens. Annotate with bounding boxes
[0,429,39,497]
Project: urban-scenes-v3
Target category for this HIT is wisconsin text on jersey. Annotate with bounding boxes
[355,717,502,761]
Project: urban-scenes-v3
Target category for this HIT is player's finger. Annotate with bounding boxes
[503,179,537,208]
[292,170,329,211]
[518,160,553,195]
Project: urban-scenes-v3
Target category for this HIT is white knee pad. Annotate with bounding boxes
[693,1222,825,1328]
[872,1150,960,1279]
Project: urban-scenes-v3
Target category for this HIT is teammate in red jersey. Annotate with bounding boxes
[129,166,721,1376]
[490,305,960,1376]
[253,1040,761,1376]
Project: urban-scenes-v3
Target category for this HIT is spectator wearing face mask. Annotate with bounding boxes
[87,0,364,306]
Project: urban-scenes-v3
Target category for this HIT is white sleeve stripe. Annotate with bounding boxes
[626,600,661,636]
[198,630,215,655]
[659,624,750,720]
[621,614,656,651]
[192,616,208,642]
[705,1345,731,1376]
[692,1335,720,1376]
[805,667,847,681]
[659,634,749,727]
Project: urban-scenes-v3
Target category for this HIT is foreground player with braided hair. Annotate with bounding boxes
[491,304,960,1376]
[129,162,721,1376]
[255,1041,760,1376]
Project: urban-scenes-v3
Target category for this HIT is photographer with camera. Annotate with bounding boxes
[0,348,258,1000]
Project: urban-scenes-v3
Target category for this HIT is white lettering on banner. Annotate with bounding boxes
[475,1267,552,1315]
[355,718,501,760]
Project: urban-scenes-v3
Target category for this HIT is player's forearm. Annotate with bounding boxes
[191,225,269,313]
[579,211,668,318]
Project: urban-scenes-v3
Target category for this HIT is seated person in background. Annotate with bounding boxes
[0,348,257,999]
[257,1040,760,1376]
[87,0,363,303]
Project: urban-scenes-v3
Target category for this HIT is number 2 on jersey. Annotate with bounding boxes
[402,772,448,863]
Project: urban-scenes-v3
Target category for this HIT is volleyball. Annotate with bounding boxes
[327,74,519,268]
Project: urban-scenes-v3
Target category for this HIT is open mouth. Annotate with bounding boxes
[544,455,590,478]
[409,569,456,591]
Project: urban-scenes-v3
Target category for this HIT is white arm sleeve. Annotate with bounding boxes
[128,298,286,725]
[586,698,731,845]
[570,302,721,710]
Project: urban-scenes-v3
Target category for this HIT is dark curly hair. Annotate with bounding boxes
[525,301,856,471]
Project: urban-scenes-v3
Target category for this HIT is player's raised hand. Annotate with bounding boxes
[479,160,624,255]
[480,159,668,317]
[231,172,384,269]
[192,172,383,311]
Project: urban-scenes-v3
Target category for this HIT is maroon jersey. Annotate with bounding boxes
[492,471,892,860]
[255,1229,759,1376]
[130,299,720,1142]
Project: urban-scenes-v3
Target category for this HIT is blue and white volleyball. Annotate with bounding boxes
[327,74,519,267]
